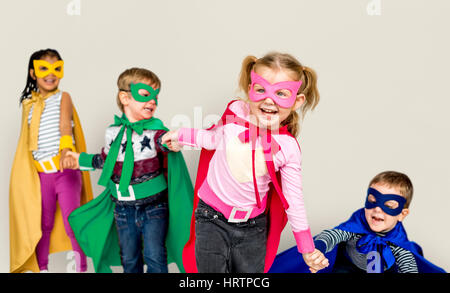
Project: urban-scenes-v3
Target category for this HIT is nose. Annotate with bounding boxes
[263,97,275,105]
[146,99,156,106]
[374,206,383,213]
[45,73,56,79]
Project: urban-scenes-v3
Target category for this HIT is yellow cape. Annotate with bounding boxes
[9,99,93,273]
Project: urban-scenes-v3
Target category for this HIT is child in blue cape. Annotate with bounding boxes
[269,171,446,273]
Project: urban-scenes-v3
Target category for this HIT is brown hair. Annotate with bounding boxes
[116,67,161,112]
[238,52,320,137]
[369,171,414,208]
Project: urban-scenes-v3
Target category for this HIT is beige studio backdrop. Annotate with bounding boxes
[1,0,449,273]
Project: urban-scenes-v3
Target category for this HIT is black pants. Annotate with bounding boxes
[194,200,267,273]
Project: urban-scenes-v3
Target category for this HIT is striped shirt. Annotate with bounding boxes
[27,91,72,161]
[314,229,418,273]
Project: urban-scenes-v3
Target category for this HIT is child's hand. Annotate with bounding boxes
[60,149,80,171]
[302,249,329,273]
[161,130,181,152]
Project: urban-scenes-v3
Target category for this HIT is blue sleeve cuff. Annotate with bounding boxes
[313,239,328,254]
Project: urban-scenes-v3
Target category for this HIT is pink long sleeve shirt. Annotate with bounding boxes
[178,100,314,253]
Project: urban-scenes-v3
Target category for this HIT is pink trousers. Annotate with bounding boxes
[36,169,87,272]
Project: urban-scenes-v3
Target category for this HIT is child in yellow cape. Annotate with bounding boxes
[9,49,92,273]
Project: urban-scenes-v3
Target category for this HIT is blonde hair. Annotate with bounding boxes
[369,171,414,208]
[116,67,161,112]
[238,52,320,137]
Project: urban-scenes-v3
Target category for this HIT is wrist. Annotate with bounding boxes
[313,240,327,254]
[59,135,75,152]
[293,228,315,254]
[79,152,95,170]
[172,129,180,141]
[178,128,198,146]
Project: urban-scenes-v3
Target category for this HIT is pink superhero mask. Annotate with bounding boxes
[249,70,303,108]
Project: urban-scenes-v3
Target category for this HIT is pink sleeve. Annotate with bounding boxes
[178,128,198,147]
[293,229,315,253]
[178,126,224,150]
[278,139,315,253]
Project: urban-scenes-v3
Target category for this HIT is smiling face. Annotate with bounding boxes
[247,66,305,130]
[364,183,409,233]
[119,79,158,122]
[30,55,62,95]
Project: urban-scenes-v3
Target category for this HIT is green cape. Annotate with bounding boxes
[68,124,193,273]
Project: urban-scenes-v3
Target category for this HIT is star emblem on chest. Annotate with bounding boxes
[140,136,152,152]
[121,141,134,154]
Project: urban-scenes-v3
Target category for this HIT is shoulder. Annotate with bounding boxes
[105,125,120,139]
[60,91,73,105]
[21,98,32,110]
[274,134,302,164]
[228,99,250,118]
[60,91,71,100]
[275,133,300,148]
[106,124,120,132]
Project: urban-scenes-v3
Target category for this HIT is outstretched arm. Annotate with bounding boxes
[59,92,77,172]
[314,229,358,254]
[161,126,225,151]
[302,229,358,273]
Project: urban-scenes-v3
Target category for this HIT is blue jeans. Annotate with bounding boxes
[194,199,267,273]
[113,196,169,273]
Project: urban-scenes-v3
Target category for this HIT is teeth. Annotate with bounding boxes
[261,108,277,113]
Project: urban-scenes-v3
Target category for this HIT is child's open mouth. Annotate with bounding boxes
[144,107,154,113]
[44,78,56,85]
[372,215,384,223]
[260,107,278,119]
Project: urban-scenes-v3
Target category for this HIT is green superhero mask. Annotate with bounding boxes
[121,83,159,105]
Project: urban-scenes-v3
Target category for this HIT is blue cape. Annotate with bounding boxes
[269,208,446,273]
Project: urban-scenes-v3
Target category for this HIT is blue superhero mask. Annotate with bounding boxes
[364,187,406,216]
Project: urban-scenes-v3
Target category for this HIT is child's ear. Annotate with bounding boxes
[292,93,306,111]
[398,208,410,222]
[118,91,130,107]
[30,69,36,80]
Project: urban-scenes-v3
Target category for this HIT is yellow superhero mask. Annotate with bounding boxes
[33,60,64,79]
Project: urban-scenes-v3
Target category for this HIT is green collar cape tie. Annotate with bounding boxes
[98,114,168,192]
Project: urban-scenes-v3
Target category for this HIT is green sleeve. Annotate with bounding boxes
[79,152,96,171]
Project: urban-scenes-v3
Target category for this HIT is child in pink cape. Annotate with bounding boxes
[163,52,329,273]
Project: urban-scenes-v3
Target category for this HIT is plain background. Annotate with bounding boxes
[1,0,449,273]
